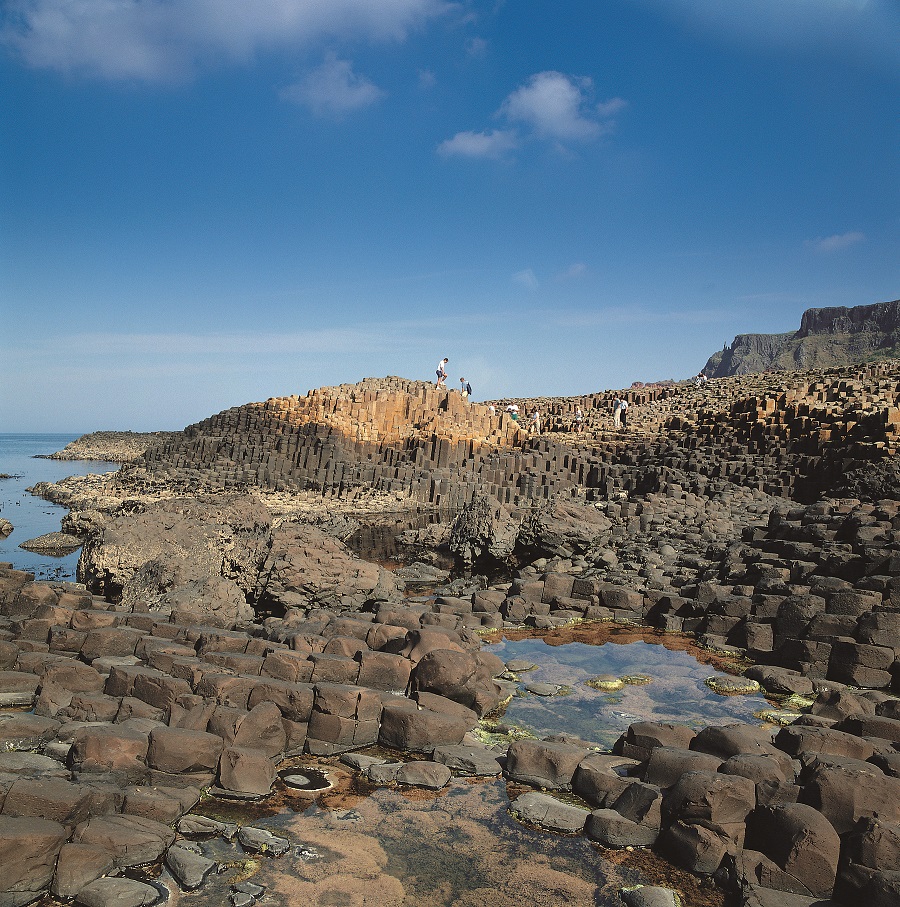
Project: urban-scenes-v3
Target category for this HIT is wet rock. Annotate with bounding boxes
[585,808,659,848]
[165,842,217,890]
[18,532,83,555]
[511,791,589,833]
[236,826,290,856]
[177,814,231,838]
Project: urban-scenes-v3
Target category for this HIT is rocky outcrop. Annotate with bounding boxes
[77,495,273,624]
[41,431,177,463]
[704,299,900,378]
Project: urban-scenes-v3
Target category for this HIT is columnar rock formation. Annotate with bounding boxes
[109,362,900,510]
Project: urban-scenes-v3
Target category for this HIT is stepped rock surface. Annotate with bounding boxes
[8,356,900,906]
[704,298,900,378]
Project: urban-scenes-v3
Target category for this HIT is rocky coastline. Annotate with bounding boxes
[5,362,900,906]
[38,432,178,464]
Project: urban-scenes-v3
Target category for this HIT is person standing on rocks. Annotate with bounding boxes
[436,358,449,389]
[620,398,629,430]
[460,378,472,400]
[529,410,541,434]
[613,397,622,430]
[573,407,584,432]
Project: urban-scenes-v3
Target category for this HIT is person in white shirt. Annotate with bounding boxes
[435,358,449,388]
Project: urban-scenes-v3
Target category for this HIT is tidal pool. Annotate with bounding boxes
[148,771,724,907]
[485,630,777,749]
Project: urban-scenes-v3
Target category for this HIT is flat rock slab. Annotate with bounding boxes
[525,682,565,696]
[74,877,160,907]
[395,761,452,790]
[236,826,290,856]
[432,744,503,776]
[18,533,83,554]
[510,791,589,833]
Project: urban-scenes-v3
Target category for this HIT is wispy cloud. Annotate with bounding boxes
[557,262,587,281]
[1,0,450,81]
[645,0,899,72]
[466,36,488,57]
[805,231,866,254]
[512,268,539,291]
[437,70,626,159]
[437,129,518,159]
[281,55,384,116]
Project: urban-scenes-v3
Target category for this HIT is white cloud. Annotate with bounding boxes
[499,71,615,142]
[417,67,436,89]
[437,129,518,159]
[512,268,539,291]
[1,0,450,81]
[437,71,626,160]
[281,56,384,116]
[806,231,866,253]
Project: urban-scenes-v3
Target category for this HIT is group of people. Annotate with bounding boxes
[613,397,629,430]
[436,357,632,433]
[435,358,473,401]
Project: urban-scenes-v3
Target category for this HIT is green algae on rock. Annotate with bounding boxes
[703,675,761,696]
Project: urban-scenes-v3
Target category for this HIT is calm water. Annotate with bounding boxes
[0,434,118,580]
[487,637,775,749]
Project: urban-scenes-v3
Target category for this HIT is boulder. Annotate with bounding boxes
[378,699,474,753]
[505,738,590,790]
[147,726,223,774]
[746,803,841,898]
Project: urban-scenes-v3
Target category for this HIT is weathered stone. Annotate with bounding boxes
[505,738,589,790]
[0,815,68,893]
[510,791,589,833]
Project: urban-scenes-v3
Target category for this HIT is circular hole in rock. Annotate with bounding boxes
[278,768,334,793]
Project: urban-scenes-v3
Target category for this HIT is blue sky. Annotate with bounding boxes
[2,0,898,432]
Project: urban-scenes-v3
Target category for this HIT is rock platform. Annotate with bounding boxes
[7,360,900,906]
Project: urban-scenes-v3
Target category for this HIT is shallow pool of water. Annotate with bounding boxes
[153,773,679,907]
[486,635,775,749]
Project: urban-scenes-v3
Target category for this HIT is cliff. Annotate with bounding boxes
[703,298,900,377]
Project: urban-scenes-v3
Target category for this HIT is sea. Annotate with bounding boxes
[0,433,119,581]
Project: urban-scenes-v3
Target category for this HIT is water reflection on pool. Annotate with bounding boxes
[485,634,775,750]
